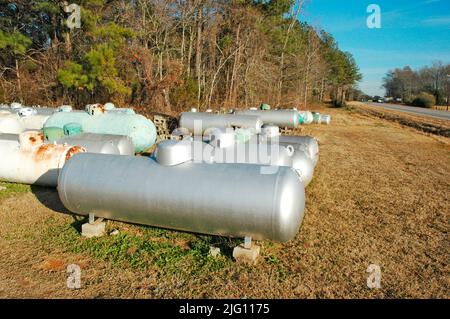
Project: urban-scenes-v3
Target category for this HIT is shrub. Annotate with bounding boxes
[411,92,436,108]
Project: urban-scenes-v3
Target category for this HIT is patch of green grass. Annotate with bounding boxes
[345,104,354,112]
[41,219,234,275]
[0,181,30,199]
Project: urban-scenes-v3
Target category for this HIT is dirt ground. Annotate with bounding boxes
[0,104,449,298]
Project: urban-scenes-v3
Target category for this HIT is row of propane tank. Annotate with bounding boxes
[57,129,318,243]
[0,102,157,153]
[0,103,327,243]
[188,107,331,127]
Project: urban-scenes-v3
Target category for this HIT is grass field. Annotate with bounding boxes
[0,104,448,298]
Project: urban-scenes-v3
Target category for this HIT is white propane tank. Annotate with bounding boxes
[0,131,85,186]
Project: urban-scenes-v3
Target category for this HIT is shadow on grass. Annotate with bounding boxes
[30,184,244,265]
[30,185,72,215]
[30,184,88,234]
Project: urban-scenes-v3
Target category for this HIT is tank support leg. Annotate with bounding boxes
[89,213,95,224]
[244,236,252,249]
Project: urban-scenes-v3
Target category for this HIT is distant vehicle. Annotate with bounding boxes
[373,96,382,103]
[395,98,402,103]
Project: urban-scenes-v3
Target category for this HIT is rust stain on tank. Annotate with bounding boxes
[28,133,43,145]
[65,146,85,162]
[34,144,54,161]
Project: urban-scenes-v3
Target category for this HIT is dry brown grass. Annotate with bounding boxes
[0,105,449,298]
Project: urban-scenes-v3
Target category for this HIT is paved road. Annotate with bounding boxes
[365,102,450,121]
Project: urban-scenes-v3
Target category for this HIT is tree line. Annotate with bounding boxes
[383,61,450,106]
[0,0,361,114]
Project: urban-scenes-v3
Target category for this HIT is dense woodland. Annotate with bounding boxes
[0,0,361,114]
[383,61,450,106]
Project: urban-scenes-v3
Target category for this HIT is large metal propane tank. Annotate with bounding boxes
[58,152,305,242]
[56,133,134,155]
[0,108,50,133]
[179,112,263,135]
[44,108,157,153]
[236,109,299,128]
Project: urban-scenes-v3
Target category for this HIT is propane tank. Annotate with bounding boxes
[213,142,294,169]
[299,111,314,125]
[258,134,319,167]
[56,133,134,155]
[261,124,280,138]
[10,102,22,109]
[179,112,262,135]
[58,153,305,242]
[236,109,299,128]
[312,112,321,124]
[104,102,115,110]
[0,113,23,133]
[291,151,314,186]
[0,131,85,186]
[44,109,157,153]
[321,115,331,125]
[58,105,73,112]
[208,128,235,148]
[0,109,50,133]
[100,103,136,115]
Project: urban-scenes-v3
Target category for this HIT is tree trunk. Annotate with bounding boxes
[187,26,193,77]
[228,23,241,107]
[15,58,23,103]
[195,5,203,108]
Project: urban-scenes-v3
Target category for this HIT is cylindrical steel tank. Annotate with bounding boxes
[321,115,331,125]
[0,110,50,133]
[56,133,121,155]
[0,114,23,133]
[0,131,85,186]
[236,109,299,128]
[85,103,136,115]
[299,111,313,125]
[44,126,135,155]
[179,112,263,135]
[3,106,56,116]
[208,128,236,148]
[261,124,280,138]
[213,143,294,168]
[312,112,321,124]
[58,153,305,242]
[262,135,319,167]
[291,151,314,186]
[44,110,156,153]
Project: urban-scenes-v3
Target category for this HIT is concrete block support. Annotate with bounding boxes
[233,244,261,265]
[81,218,105,238]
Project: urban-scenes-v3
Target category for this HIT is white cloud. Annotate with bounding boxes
[421,16,450,26]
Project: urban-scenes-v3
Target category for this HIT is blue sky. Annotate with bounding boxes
[301,0,450,96]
